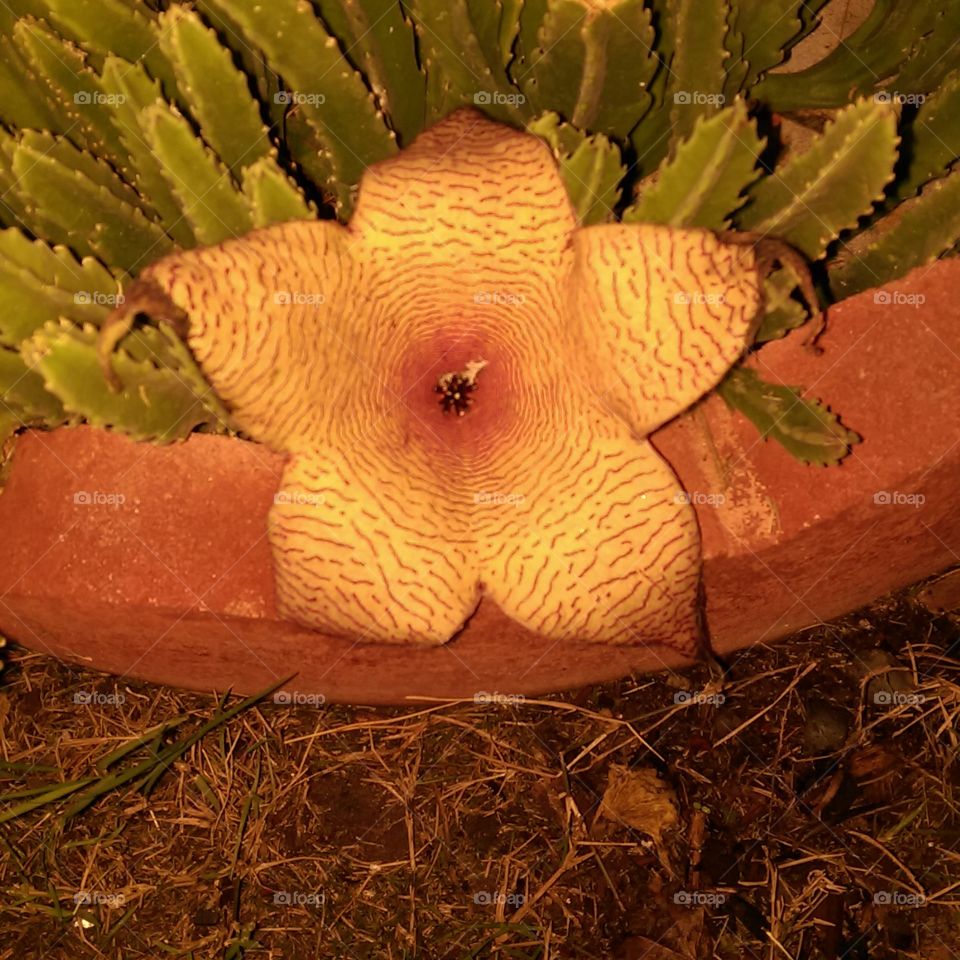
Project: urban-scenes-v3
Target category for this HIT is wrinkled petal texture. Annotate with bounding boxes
[570,224,763,435]
[133,109,762,654]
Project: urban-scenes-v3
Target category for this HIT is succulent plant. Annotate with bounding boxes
[1,0,959,469]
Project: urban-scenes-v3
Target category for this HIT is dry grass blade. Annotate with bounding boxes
[0,674,292,826]
[0,582,958,957]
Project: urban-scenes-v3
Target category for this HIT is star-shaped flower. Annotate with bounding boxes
[105,109,762,657]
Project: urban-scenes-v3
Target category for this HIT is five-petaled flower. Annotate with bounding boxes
[104,109,762,658]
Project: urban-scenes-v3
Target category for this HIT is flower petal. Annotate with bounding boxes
[569,223,762,435]
[137,220,358,450]
[271,449,481,644]
[350,108,576,271]
[479,429,702,655]
[103,112,744,656]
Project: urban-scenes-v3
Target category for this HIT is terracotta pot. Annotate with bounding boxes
[1,261,958,704]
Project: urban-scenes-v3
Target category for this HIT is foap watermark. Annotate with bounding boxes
[873,490,925,508]
[473,490,525,508]
[274,490,326,507]
[674,490,725,507]
[73,690,125,706]
[273,690,327,707]
[874,91,926,107]
[274,91,326,106]
[473,91,526,106]
[674,891,726,907]
[274,290,326,305]
[473,290,525,306]
[74,490,125,507]
[873,290,925,308]
[75,291,124,307]
[673,91,726,106]
[674,290,725,305]
[474,691,525,707]
[873,890,926,908]
[874,690,925,707]
[74,91,126,106]
[74,891,125,907]
[273,890,325,907]
[473,891,525,906]
[674,690,726,707]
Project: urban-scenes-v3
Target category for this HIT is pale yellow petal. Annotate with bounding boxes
[569,223,763,434]
[271,450,480,644]
[350,108,576,273]
[477,421,702,655]
[137,219,359,450]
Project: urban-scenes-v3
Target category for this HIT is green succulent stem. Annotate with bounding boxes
[0,0,958,467]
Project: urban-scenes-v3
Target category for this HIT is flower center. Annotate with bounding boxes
[391,327,522,475]
[434,359,487,416]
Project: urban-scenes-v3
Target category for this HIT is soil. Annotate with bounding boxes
[0,572,958,959]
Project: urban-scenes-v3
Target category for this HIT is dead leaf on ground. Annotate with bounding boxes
[599,764,678,843]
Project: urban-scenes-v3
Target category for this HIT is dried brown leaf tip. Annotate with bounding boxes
[104,109,762,652]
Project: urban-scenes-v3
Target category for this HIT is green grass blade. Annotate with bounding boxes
[0,777,99,825]
[2,677,291,823]
[135,675,294,797]
[94,717,191,773]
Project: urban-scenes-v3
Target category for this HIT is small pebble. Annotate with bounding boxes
[918,568,960,614]
[853,649,914,703]
[802,698,851,754]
